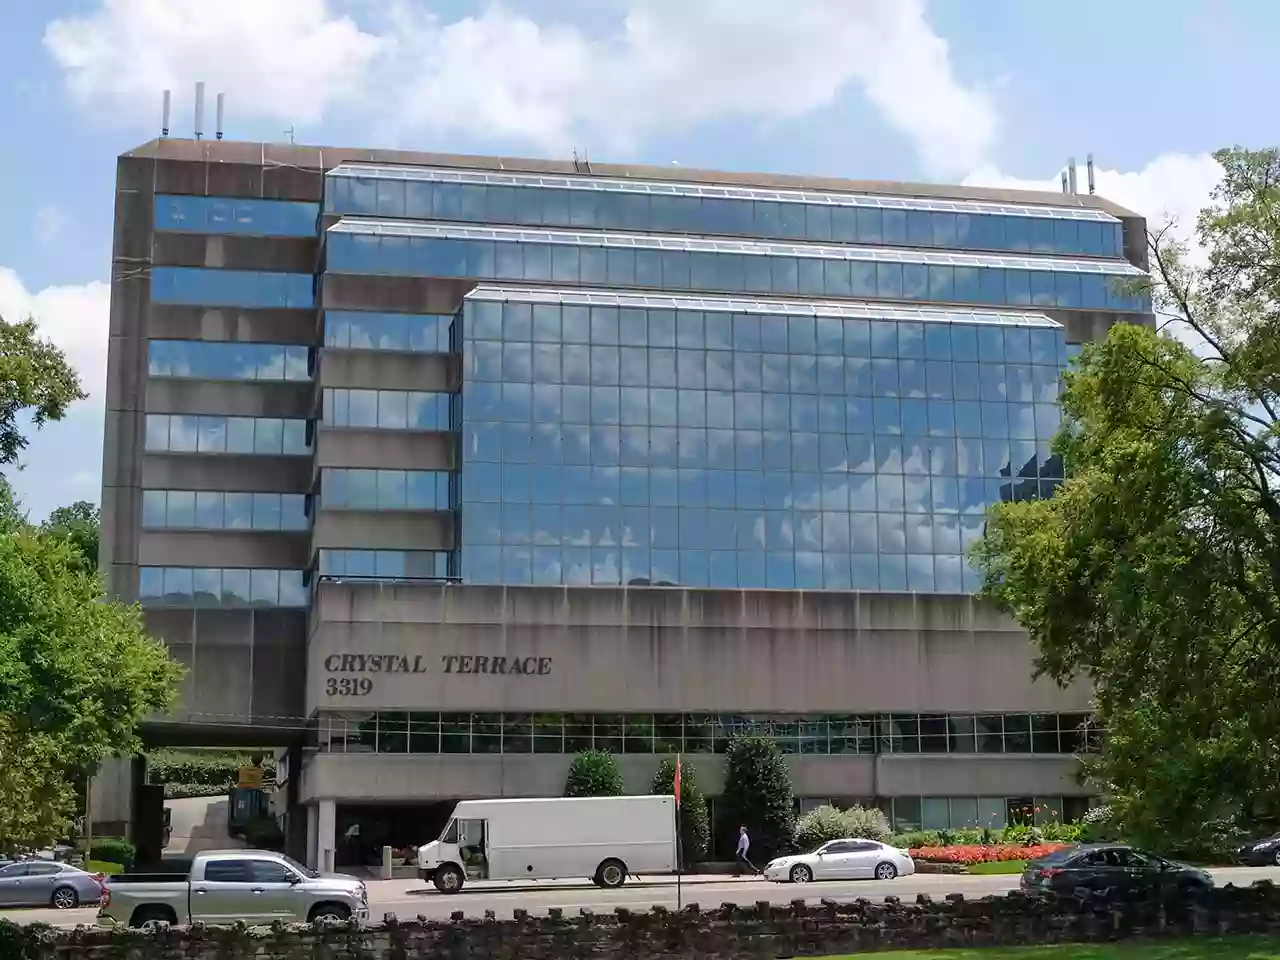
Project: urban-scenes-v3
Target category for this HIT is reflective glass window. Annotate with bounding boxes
[151,267,315,309]
[142,414,311,454]
[139,567,307,606]
[148,342,311,381]
[155,196,319,236]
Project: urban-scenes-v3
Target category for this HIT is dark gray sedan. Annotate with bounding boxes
[0,861,104,909]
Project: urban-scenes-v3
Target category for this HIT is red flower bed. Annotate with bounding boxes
[908,843,1071,865]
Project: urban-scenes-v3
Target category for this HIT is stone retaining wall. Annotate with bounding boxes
[9,883,1280,959]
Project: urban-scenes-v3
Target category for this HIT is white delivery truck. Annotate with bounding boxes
[417,795,677,893]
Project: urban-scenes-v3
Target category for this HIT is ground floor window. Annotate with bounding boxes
[317,711,1102,757]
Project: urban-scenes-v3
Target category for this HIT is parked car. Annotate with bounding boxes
[98,850,368,928]
[0,861,104,909]
[1020,844,1213,899]
[763,839,915,884]
[1237,834,1280,866]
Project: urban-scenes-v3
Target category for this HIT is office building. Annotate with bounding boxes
[100,138,1150,866]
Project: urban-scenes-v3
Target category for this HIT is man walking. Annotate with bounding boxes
[735,825,757,876]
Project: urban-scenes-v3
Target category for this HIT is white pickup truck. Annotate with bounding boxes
[98,850,369,928]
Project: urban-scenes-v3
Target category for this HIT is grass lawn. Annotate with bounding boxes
[967,860,1029,875]
[821,936,1280,959]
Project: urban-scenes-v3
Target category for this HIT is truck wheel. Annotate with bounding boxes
[308,903,352,924]
[51,886,79,909]
[434,864,465,894]
[595,859,627,889]
[130,906,178,929]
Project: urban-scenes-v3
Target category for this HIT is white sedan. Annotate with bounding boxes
[763,838,915,884]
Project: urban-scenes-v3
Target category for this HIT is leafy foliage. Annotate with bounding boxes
[651,757,710,866]
[0,487,181,852]
[719,735,795,860]
[970,146,1280,850]
[149,749,277,788]
[795,804,890,850]
[0,315,84,466]
[564,749,625,798]
[40,501,99,573]
[89,837,136,870]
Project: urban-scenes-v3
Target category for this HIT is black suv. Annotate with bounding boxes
[1021,844,1213,899]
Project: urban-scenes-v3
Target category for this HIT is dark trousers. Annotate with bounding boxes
[735,851,757,875]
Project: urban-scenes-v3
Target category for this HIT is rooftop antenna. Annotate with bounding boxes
[161,89,171,138]
[1067,156,1078,195]
[194,81,205,140]
[1060,169,1068,194]
[215,93,225,141]
[1086,154,1096,195]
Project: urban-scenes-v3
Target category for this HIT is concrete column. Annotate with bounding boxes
[317,799,336,873]
[306,804,319,870]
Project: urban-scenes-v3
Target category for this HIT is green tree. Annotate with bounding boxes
[720,735,794,861]
[0,315,84,466]
[564,749,625,798]
[41,501,99,573]
[651,757,709,867]
[969,146,1280,853]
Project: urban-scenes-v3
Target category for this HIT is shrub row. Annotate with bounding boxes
[148,750,275,789]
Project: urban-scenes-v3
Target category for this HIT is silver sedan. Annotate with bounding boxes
[0,861,104,909]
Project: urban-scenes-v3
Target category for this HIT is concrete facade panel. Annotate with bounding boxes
[148,305,318,344]
[320,275,476,314]
[152,233,318,273]
[319,350,458,393]
[144,378,314,418]
[137,530,310,569]
[141,454,313,493]
[310,510,454,552]
[874,756,1089,798]
[144,607,307,727]
[296,752,1082,804]
[304,583,1086,715]
[312,428,455,471]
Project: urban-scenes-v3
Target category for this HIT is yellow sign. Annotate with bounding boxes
[238,765,264,789]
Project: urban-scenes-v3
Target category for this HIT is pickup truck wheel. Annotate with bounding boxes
[595,859,627,889]
[130,906,177,929]
[50,886,79,909]
[433,864,465,894]
[308,903,352,924]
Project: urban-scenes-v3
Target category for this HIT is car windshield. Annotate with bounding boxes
[280,854,318,878]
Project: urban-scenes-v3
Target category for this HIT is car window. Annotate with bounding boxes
[25,863,62,876]
[821,842,852,854]
[1115,850,1151,868]
[0,863,28,878]
[1080,850,1112,866]
[203,860,251,883]
[250,861,297,884]
[846,841,880,852]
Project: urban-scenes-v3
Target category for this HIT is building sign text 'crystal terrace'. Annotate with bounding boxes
[321,652,553,697]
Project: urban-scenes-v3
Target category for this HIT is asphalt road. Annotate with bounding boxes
[8,866,1280,929]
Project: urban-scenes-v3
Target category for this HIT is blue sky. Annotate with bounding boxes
[0,0,1266,521]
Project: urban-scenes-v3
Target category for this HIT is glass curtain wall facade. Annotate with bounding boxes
[318,166,1144,593]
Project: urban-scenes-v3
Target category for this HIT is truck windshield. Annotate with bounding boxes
[441,819,458,844]
[280,854,319,878]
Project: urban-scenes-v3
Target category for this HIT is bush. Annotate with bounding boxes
[564,750,625,798]
[651,758,710,868]
[719,736,795,862]
[243,817,285,852]
[89,838,135,870]
[148,750,275,790]
[163,783,228,800]
[1081,804,1119,842]
[795,805,890,851]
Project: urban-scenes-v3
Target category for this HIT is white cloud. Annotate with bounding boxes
[0,268,111,402]
[45,0,997,174]
[35,206,67,246]
[44,0,382,128]
[964,153,1225,253]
